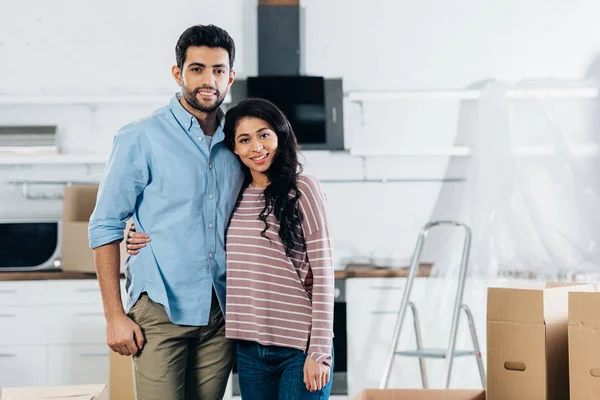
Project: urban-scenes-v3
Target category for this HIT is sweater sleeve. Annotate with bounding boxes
[298,176,335,366]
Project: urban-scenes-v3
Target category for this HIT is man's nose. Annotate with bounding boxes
[201,70,215,86]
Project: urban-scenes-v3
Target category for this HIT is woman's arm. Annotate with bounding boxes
[298,176,335,391]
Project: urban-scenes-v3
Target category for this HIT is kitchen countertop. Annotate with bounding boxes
[0,264,432,281]
[0,271,125,281]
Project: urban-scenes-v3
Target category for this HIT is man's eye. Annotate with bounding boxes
[192,68,201,72]
[216,70,225,74]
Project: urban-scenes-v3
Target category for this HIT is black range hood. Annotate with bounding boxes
[245,0,344,151]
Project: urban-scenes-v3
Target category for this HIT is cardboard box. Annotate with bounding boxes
[569,291,600,400]
[2,384,108,400]
[61,185,129,273]
[110,350,135,400]
[353,389,486,400]
[487,283,594,400]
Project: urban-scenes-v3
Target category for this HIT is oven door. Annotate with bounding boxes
[231,278,348,396]
[0,220,61,271]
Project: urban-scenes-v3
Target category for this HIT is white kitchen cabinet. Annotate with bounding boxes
[0,345,48,387]
[47,305,106,344]
[0,281,48,306]
[47,344,109,386]
[346,277,492,398]
[46,280,103,305]
[0,306,48,345]
[0,278,126,388]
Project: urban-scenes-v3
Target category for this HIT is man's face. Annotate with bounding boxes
[173,46,235,113]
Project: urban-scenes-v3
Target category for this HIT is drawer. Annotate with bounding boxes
[346,277,431,305]
[47,280,103,305]
[47,305,106,344]
[0,345,48,387]
[0,306,47,345]
[0,281,48,306]
[48,344,109,386]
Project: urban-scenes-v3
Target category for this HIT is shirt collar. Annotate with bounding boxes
[169,93,225,133]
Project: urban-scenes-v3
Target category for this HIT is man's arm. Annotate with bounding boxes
[89,127,149,356]
[95,241,144,356]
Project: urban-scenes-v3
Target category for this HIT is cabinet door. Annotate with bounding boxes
[346,277,492,397]
[0,281,47,306]
[47,304,106,345]
[0,306,47,345]
[0,345,47,387]
[47,280,103,305]
[346,278,428,398]
[47,344,109,386]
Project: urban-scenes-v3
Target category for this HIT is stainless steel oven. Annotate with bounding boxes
[0,220,61,271]
[231,278,348,396]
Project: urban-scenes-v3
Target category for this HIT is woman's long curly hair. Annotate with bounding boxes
[223,98,303,256]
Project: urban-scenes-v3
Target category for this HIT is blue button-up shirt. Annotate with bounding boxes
[89,94,244,326]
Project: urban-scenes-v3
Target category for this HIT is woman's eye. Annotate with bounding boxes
[261,133,270,138]
[239,139,249,144]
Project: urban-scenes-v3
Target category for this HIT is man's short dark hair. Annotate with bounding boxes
[176,25,236,70]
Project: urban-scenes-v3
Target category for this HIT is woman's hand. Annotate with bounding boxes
[126,223,150,255]
[303,356,330,392]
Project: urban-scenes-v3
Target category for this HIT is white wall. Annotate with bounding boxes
[2,0,600,266]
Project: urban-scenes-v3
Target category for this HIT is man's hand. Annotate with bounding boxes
[106,313,145,356]
[126,223,150,255]
[303,356,330,392]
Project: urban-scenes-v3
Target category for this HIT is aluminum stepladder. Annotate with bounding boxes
[379,220,486,389]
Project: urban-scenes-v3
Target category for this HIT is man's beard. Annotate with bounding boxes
[182,84,226,113]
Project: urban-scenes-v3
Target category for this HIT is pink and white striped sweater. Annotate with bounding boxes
[225,175,334,366]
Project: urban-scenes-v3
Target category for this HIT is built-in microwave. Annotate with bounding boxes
[0,220,61,271]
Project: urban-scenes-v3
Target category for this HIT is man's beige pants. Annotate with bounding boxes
[128,292,235,400]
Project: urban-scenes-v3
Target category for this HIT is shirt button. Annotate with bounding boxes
[209,194,214,199]
[209,223,213,229]
[209,253,213,258]
[209,164,213,169]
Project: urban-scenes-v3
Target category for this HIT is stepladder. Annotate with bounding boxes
[379,220,486,389]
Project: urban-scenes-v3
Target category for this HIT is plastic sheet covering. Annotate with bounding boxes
[429,79,600,280]
[399,80,600,389]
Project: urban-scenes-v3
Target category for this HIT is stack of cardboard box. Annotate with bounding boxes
[355,282,600,400]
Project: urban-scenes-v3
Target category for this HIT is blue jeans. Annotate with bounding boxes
[236,341,333,400]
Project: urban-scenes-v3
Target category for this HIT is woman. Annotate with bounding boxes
[127,98,335,399]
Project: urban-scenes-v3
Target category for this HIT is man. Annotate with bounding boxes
[88,25,243,400]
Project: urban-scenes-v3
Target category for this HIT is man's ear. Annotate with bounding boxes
[228,69,236,87]
[172,65,182,86]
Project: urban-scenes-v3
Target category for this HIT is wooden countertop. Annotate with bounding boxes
[0,271,124,281]
[0,264,432,281]
[334,263,432,278]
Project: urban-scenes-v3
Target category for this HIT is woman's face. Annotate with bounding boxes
[233,117,279,175]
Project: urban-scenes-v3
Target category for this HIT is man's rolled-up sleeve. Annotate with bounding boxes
[88,127,149,249]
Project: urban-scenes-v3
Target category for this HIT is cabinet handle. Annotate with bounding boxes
[0,354,16,357]
[75,288,100,292]
[0,289,17,294]
[371,311,398,315]
[0,313,17,318]
[79,352,108,357]
[75,312,104,317]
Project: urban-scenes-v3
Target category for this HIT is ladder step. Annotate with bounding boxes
[395,348,479,359]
